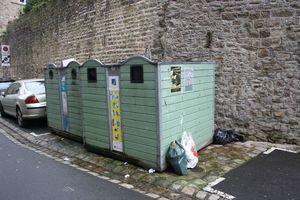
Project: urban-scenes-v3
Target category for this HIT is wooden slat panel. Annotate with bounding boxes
[123,127,156,140]
[121,89,155,98]
[120,80,156,90]
[82,100,107,109]
[122,111,156,123]
[85,138,109,149]
[122,118,156,131]
[120,60,158,165]
[121,97,156,106]
[160,63,214,159]
[121,104,155,115]
[160,77,214,89]
[162,109,213,131]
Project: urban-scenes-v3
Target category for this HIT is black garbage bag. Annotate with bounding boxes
[213,128,245,145]
[166,141,188,175]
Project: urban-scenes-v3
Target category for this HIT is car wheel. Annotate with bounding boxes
[0,103,7,117]
[16,108,26,127]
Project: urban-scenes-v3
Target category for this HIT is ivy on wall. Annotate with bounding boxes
[23,0,48,14]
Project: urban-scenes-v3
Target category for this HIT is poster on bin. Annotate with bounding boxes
[184,68,193,92]
[109,76,123,152]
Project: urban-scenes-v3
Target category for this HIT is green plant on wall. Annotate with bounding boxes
[217,5,225,12]
[23,0,48,14]
[0,30,9,40]
[286,23,293,31]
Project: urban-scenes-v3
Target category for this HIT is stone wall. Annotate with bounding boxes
[0,0,24,78]
[2,0,300,144]
[154,0,300,144]
[3,0,159,79]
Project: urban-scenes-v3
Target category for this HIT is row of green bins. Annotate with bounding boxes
[44,60,83,142]
[45,56,215,171]
[82,56,215,171]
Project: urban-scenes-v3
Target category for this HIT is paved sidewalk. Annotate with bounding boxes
[1,118,299,200]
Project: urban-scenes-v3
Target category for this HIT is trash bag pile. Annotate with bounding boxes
[166,129,245,175]
[213,128,245,145]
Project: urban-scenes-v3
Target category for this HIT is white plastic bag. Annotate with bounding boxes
[181,131,199,168]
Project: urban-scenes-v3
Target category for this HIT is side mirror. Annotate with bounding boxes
[1,92,6,97]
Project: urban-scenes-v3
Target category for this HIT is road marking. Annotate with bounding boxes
[263,147,298,154]
[203,177,235,200]
[63,186,75,193]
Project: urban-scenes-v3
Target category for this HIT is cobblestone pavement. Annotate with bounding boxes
[1,118,299,200]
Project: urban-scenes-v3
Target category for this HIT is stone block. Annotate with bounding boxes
[170,180,187,192]
[249,30,260,38]
[274,112,285,118]
[254,20,265,29]
[181,186,196,196]
[146,193,160,199]
[196,191,207,199]
[149,186,167,195]
[221,13,236,20]
[291,2,300,9]
[261,11,270,18]
[258,48,269,57]
[249,13,260,19]
[260,29,270,38]
[208,194,220,200]
[271,9,295,17]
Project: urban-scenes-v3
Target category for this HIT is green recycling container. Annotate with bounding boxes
[45,61,83,142]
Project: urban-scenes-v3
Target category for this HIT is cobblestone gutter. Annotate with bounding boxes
[0,118,299,200]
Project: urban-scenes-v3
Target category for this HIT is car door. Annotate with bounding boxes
[2,83,21,116]
[1,84,14,114]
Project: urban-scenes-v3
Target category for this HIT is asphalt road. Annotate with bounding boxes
[214,150,300,200]
[0,132,152,200]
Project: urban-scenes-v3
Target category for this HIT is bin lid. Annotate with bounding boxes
[120,55,157,66]
[82,59,105,68]
[46,63,58,69]
[62,58,77,68]
[66,60,81,68]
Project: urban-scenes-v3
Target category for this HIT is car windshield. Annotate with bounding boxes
[25,81,45,94]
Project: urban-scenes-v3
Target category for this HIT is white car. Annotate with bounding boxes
[0,79,46,127]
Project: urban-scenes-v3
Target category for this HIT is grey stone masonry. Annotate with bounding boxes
[2,0,300,144]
